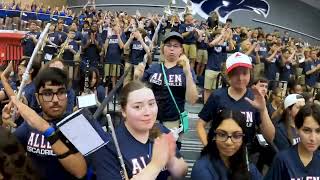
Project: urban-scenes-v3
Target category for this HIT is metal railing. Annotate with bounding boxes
[69,3,185,10]
[252,19,320,41]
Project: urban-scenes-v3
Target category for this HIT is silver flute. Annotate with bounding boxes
[106,114,129,180]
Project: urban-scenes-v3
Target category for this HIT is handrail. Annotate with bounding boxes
[252,19,320,41]
[93,66,130,119]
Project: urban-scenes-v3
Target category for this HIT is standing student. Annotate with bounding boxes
[191,109,262,180]
[196,52,275,152]
[22,21,40,57]
[1,67,87,180]
[123,28,150,85]
[273,94,305,151]
[103,23,124,90]
[93,80,188,180]
[179,13,198,69]
[135,31,198,149]
[265,104,320,180]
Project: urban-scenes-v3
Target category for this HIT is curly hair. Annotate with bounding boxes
[0,127,39,180]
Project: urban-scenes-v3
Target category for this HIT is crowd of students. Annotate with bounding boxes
[0,1,320,180]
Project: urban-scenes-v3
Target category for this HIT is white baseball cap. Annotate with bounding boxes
[284,94,305,109]
[226,52,252,74]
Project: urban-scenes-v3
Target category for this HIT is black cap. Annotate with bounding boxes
[163,31,184,44]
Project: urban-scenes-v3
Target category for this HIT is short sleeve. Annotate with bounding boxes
[198,93,218,122]
[142,63,158,82]
[14,122,29,147]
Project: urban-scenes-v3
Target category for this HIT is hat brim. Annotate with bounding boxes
[226,63,252,74]
[163,35,184,44]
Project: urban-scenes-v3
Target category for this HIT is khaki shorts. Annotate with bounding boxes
[123,62,137,85]
[204,70,220,90]
[183,44,197,59]
[104,64,121,77]
[162,119,182,141]
[196,49,208,64]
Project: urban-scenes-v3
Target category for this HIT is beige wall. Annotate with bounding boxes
[3,0,67,9]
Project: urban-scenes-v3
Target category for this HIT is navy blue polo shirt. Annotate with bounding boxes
[199,88,261,144]
[129,40,146,65]
[105,35,123,64]
[303,60,318,87]
[206,45,227,71]
[265,145,320,180]
[142,63,196,122]
[179,23,197,45]
[93,122,181,180]
[191,155,262,180]
[23,31,41,56]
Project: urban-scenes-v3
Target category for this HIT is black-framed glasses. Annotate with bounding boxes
[38,89,68,102]
[214,130,245,143]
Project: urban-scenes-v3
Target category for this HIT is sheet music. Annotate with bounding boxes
[58,113,106,156]
[77,94,97,108]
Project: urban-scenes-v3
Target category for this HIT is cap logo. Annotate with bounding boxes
[235,53,242,58]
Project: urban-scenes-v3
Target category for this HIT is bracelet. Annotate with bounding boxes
[56,149,77,159]
[43,127,55,138]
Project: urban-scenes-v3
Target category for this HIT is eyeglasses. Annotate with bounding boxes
[214,130,245,143]
[38,89,68,102]
[164,44,182,48]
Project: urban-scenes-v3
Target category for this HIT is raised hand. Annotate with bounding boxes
[245,86,267,112]
[10,96,50,132]
[177,54,191,76]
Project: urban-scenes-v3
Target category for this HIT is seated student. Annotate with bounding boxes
[45,58,76,114]
[265,104,320,180]
[1,67,87,179]
[0,127,39,180]
[267,87,284,122]
[273,94,305,151]
[93,80,188,180]
[252,78,269,100]
[80,67,105,104]
[191,109,262,180]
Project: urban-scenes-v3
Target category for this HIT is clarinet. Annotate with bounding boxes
[84,58,92,94]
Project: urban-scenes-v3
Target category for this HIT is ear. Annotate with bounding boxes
[121,109,126,119]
